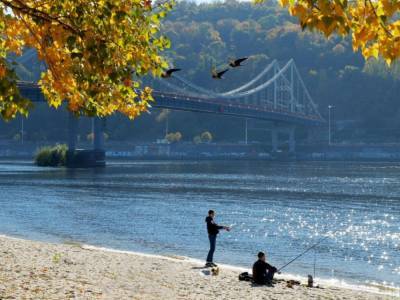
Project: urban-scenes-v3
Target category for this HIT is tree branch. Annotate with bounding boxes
[367,0,393,37]
[0,0,80,34]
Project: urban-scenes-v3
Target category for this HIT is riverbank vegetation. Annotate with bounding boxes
[35,144,68,167]
[165,132,183,143]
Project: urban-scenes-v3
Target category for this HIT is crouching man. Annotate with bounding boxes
[252,251,278,285]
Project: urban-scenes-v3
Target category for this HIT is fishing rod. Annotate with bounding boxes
[277,233,333,272]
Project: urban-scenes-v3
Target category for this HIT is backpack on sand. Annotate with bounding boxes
[238,272,253,282]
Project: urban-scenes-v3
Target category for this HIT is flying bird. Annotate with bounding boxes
[229,57,248,68]
[212,68,229,79]
[161,68,181,78]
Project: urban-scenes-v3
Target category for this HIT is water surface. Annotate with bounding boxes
[0,159,399,292]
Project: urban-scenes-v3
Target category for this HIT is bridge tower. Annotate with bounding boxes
[158,57,323,159]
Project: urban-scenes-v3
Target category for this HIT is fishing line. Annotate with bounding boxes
[277,234,332,272]
[277,223,349,273]
[313,247,316,279]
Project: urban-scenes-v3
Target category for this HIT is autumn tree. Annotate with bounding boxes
[165,131,182,143]
[200,131,212,143]
[0,0,173,120]
[192,131,212,144]
[269,0,400,64]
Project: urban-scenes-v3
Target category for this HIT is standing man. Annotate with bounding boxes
[205,209,230,267]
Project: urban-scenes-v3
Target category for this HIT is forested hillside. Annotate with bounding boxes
[3,0,400,143]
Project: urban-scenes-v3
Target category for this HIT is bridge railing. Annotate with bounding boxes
[152,90,323,122]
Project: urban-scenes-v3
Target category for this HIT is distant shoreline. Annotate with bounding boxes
[3,154,400,163]
[3,141,400,162]
[0,234,397,299]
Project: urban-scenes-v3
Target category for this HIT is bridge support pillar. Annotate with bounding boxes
[67,112,78,152]
[93,117,105,151]
[66,115,105,168]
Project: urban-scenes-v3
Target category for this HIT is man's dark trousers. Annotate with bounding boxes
[206,234,217,263]
[259,271,276,284]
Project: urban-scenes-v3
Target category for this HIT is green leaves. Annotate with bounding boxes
[66,36,77,50]
[0,63,32,120]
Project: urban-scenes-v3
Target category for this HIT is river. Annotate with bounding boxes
[0,159,399,292]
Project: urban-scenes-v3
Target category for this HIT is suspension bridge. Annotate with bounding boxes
[16,57,324,166]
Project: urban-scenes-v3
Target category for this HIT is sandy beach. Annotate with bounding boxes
[0,235,397,300]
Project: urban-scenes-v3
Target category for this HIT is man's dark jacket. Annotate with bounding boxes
[205,216,223,235]
[252,260,277,284]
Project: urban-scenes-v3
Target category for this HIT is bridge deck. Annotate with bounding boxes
[17,82,324,126]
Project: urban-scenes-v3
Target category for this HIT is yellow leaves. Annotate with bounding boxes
[39,73,64,109]
[259,0,400,65]
[379,0,397,17]
[362,44,379,60]
[1,102,18,120]
[142,86,153,99]
[318,17,336,37]
[0,0,174,120]
[389,20,400,36]
[289,5,308,19]
[333,2,345,16]
[353,27,369,49]
[288,1,346,36]
[384,55,392,66]
[317,0,332,15]
[279,0,289,7]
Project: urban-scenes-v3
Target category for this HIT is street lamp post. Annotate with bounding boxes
[21,116,24,145]
[245,118,248,145]
[165,114,169,137]
[328,105,333,145]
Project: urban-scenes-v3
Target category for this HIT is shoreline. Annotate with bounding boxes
[4,155,400,163]
[81,243,400,297]
[0,234,398,299]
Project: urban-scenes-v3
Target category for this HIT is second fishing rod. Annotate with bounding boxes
[277,227,344,273]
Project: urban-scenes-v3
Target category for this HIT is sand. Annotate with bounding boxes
[0,235,397,300]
